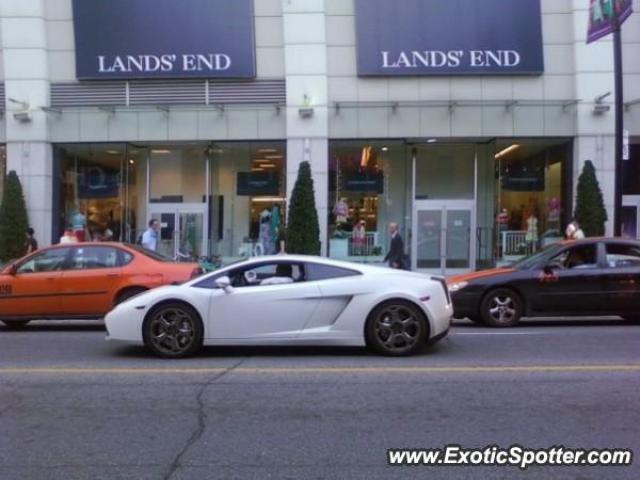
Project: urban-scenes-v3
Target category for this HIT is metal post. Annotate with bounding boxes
[613,22,624,236]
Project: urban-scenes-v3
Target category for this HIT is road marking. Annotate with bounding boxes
[0,365,639,375]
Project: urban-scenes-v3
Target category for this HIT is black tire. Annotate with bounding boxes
[1,319,31,329]
[365,300,428,356]
[114,287,147,306]
[142,302,204,358]
[480,288,523,327]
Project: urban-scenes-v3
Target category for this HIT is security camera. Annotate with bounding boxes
[13,110,33,123]
[592,104,610,115]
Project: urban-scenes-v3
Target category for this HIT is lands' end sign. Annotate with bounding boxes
[355,0,544,76]
[72,0,255,79]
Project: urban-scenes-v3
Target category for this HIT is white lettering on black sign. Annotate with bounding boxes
[97,53,232,74]
[381,50,522,70]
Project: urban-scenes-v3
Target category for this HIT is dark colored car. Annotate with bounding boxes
[447,238,640,327]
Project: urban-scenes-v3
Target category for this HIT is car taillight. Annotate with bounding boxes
[190,267,204,279]
[431,277,451,304]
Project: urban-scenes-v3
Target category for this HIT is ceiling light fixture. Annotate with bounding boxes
[427,138,438,144]
[105,150,120,155]
[151,149,172,155]
[381,146,389,152]
[495,144,521,159]
[258,149,278,153]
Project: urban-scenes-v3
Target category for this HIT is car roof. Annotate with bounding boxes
[558,237,640,246]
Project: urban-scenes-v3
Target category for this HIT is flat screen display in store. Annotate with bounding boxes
[342,173,384,194]
[76,166,120,199]
[501,165,545,192]
[355,0,544,76]
[72,0,256,79]
[237,173,280,196]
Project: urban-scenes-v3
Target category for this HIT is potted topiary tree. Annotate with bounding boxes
[0,171,30,263]
[286,161,321,255]
[574,160,608,237]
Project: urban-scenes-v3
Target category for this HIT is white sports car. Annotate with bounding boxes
[105,255,451,358]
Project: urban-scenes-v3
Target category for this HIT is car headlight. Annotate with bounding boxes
[447,281,469,292]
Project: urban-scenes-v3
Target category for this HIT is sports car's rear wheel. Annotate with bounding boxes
[1,319,31,329]
[366,300,427,356]
[481,288,522,327]
[142,303,203,358]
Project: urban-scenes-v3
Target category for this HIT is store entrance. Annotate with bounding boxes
[148,204,208,260]
[622,196,640,239]
[412,200,476,275]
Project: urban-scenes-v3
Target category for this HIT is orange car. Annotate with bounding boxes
[0,242,202,328]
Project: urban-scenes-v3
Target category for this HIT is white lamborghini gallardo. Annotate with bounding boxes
[105,255,451,357]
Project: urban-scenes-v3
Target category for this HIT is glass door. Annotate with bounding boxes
[148,204,207,260]
[622,196,640,239]
[413,200,475,275]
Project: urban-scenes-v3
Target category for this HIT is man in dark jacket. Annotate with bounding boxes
[384,223,407,269]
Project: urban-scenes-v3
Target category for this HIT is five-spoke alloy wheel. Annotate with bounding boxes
[366,300,427,356]
[480,288,523,327]
[142,303,203,358]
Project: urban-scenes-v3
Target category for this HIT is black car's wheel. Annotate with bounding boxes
[481,288,522,327]
[142,303,203,358]
[366,300,427,356]
[0,319,31,329]
[114,287,147,306]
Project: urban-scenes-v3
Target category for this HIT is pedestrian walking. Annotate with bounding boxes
[141,219,160,251]
[24,228,38,255]
[384,222,408,269]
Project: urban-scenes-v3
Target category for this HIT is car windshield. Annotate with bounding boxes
[511,244,564,270]
[126,244,172,263]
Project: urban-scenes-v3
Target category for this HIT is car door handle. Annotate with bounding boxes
[107,273,119,278]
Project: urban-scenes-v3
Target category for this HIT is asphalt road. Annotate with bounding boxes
[1,318,639,480]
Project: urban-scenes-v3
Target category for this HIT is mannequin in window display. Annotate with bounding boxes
[269,205,281,254]
[352,220,366,256]
[525,210,539,253]
[496,208,510,232]
[333,197,349,225]
[547,198,561,228]
[259,209,273,255]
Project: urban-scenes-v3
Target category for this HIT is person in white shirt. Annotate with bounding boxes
[565,219,585,240]
[260,264,295,286]
[142,219,160,251]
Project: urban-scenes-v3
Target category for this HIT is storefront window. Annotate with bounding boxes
[54,144,133,243]
[54,142,287,264]
[328,142,410,263]
[209,142,286,264]
[149,146,206,204]
[415,144,475,200]
[494,139,571,264]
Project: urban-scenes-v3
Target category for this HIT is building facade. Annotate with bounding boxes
[0,0,639,274]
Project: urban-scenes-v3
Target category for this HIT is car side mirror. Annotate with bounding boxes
[215,276,233,294]
[543,264,557,275]
[7,264,17,276]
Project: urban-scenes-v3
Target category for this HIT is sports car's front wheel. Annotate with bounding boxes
[366,300,427,356]
[142,303,204,358]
